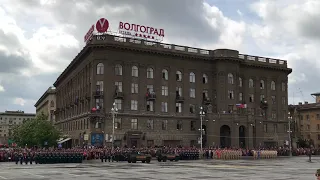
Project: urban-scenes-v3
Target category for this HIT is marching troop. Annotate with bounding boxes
[0,146,314,164]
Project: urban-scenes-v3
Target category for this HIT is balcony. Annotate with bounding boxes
[114,91,124,99]
[176,95,185,103]
[93,91,104,98]
[89,107,105,118]
[146,92,156,101]
[260,100,268,109]
[203,97,212,105]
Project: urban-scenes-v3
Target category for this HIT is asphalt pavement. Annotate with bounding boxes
[0,156,318,180]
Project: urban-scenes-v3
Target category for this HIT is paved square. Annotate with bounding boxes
[0,157,318,179]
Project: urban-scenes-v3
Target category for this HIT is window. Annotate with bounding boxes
[147,85,154,92]
[307,125,310,130]
[272,112,276,119]
[284,124,288,132]
[162,120,168,130]
[97,63,104,75]
[203,74,208,84]
[239,93,243,101]
[115,99,122,110]
[228,90,234,99]
[131,119,138,129]
[239,77,242,87]
[317,114,320,120]
[131,83,138,94]
[260,80,265,89]
[317,124,320,130]
[132,66,138,77]
[95,98,103,109]
[318,134,320,140]
[249,94,254,102]
[249,79,254,88]
[96,81,103,91]
[147,67,154,79]
[189,104,195,113]
[282,82,286,91]
[115,64,122,75]
[131,100,138,110]
[176,103,182,113]
[260,94,265,101]
[189,72,195,83]
[271,81,276,90]
[282,97,286,105]
[115,81,122,92]
[176,87,182,97]
[228,73,234,84]
[274,124,277,133]
[177,120,183,130]
[264,124,267,132]
[147,119,154,129]
[202,90,208,99]
[146,101,154,111]
[191,121,196,131]
[161,102,168,112]
[161,86,168,96]
[271,96,276,104]
[50,101,55,107]
[162,69,168,80]
[115,118,122,129]
[176,71,182,81]
[306,115,310,120]
[189,88,196,98]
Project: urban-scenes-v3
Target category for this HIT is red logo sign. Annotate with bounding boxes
[96,18,109,33]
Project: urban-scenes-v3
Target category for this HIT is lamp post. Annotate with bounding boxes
[199,106,205,153]
[288,112,293,156]
[111,102,118,151]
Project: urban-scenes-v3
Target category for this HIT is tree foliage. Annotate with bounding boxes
[11,113,61,147]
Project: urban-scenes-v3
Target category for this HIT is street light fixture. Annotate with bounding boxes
[111,102,118,151]
[199,106,206,153]
[288,112,293,156]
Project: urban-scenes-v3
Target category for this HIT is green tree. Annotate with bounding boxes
[11,113,61,147]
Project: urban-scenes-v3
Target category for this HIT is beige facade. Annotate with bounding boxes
[34,87,56,123]
[0,111,36,143]
[289,94,320,148]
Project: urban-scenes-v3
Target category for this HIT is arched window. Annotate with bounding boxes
[132,66,138,77]
[97,63,104,75]
[50,100,54,107]
[260,80,265,89]
[203,74,208,84]
[162,69,168,80]
[189,72,195,83]
[147,67,154,79]
[249,79,254,88]
[115,64,122,75]
[239,77,243,87]
[271,81,276,90]
[176,71,182,81]
[228,73,234,84]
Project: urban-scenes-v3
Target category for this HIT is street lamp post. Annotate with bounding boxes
[199,107,205,153]
[288,112,293,156]
[111,102,118,151]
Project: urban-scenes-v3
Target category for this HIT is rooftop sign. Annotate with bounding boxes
[84,18,165,44]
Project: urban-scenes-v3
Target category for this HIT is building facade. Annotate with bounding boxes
[53,34,292,148]
[0,111,36,143]
[34,87,56,123]
[290,94,320,148]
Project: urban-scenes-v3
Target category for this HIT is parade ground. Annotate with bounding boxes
[0,157,318,180]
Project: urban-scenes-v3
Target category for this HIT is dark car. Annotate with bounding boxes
[127,152,151,163]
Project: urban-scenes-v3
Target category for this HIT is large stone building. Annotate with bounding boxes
[0,111,36,143]
[34,87,56,123]
[289,93,320,147]
[53,34,292,148]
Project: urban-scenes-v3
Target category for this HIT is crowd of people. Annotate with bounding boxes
[0,146,315,164]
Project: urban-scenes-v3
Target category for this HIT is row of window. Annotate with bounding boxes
[263,124,287,133]
[300,114,320,120]
[96,63,287,91]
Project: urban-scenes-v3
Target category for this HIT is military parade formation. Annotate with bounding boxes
[0,146,312,165]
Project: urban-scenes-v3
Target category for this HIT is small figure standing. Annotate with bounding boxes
[315,169,320,180]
